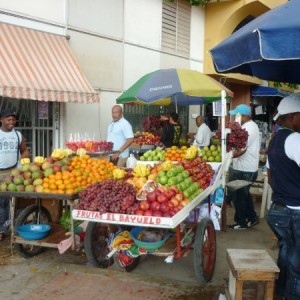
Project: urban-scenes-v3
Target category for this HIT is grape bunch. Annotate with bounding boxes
[78,179,138,214]
[215,122,248,151]
[143,116,161,133]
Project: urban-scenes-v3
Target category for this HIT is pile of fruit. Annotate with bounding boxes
[65,140,113,152]
[215,122,248,152]
[139,147,165,161]
[200,145,222,162]
[0,150,116,194]
[134,131,160,145]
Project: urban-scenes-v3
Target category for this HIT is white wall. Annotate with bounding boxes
[1,0,207,145]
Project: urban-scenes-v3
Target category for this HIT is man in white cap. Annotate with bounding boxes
[266,94,300,299]
[227,104,260,229]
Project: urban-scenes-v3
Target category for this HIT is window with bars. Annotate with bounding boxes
[162,0,191,56]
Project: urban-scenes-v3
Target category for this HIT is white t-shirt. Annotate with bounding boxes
[232,120,260,172]
[107,117,134,158]
[0,129,22,170]
[193,123,212,147]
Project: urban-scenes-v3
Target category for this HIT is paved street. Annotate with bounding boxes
[0,202,279,300]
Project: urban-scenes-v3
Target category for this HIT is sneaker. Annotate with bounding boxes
[247,218,260,228]
[227,223,248,229]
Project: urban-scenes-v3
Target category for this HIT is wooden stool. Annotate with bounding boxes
[226,249,279,300]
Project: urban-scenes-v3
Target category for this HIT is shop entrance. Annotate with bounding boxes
[0,98,59,158]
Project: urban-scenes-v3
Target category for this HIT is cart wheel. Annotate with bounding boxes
[14,204,52,258]
[193,218,216,283]
[84,222,114,268]
[115,253,140,272]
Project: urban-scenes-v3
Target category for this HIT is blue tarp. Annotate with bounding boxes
[252,86,286,97]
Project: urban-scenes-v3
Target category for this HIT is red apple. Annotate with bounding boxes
[146,190,157,202]
[139,201,150,211]
[162,212,171,218]
[169,210,177,217]
[153,210,163,217]
[177,203,184,210]
[150,201,160,211]
[160,202,170,213]
[169,185,180,193]
[163,189,176,200]
[135,209,144,215]
[168,201,174,209]
[157,193,168,203]
[144,210,153,216]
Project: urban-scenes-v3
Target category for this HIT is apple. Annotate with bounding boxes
[150,201,160,211]
[157,186,168,193]
[175,192,184,202]
[135,209,144,215]
[146,190,157,202]
[177,203,184,210]
[169,210,177,217]
[181,200,190,207]
[144,210,153,216]
[157,193,168,203]
[169,185,179,193]
[170,198,179,207]
[162,212,171,218]
[168,201,174,209]
[163,189,176,200]
[139,201,150,211]
[159,203,170,213]
[153,211,163,217]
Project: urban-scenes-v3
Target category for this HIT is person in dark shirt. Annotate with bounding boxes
[266,94,300,299]
[160,113,182,148]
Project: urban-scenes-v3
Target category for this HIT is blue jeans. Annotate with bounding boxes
[229,168,258,226]
[0,197,10,233]
[267,203,300,300]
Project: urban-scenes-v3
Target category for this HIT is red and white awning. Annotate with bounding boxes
[0,23,99,103]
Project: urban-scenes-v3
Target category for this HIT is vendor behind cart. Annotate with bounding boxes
[107,105,134,167]
[0,108,30,241]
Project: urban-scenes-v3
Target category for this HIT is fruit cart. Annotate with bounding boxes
[72,152,232,283]
[0,191,79,258]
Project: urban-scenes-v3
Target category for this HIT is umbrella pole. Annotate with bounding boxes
[221,90,226,164]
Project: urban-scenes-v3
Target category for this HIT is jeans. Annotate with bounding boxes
[267,203,300,300]
[0,197,10,233]
[229,168,258,226]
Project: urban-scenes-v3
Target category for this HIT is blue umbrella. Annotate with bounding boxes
[210,0,300,84]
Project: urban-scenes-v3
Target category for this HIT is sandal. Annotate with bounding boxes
[0,232,6,241]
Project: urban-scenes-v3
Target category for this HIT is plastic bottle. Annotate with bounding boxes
[126,153,137,168]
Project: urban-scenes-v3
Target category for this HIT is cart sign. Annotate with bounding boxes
[73,209,172,226]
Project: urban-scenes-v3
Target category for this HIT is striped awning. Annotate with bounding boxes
[0,23,99,103]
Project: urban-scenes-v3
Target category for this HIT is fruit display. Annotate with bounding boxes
[134,185,191,217]
[134,131,160,146]
[184,145,200,160]
[156,165,202,200]
[215,122,248,151]
[132,164,151,177]
[65,140,113,152]
[164,146,188,162]
[0,153,117,194]
[142,116,162,134]
[139,147,165,161]
[78,179,138,214]
[200,145,222,162]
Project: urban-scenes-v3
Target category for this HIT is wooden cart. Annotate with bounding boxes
[0,191,79,258]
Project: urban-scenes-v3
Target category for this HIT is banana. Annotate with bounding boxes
[51,148,66,160]
[113,168,126,179]
[133,164,151,177]
[20,158,30,165]
[185,145,199,160]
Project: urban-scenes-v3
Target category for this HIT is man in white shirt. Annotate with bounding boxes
[107,105,134,167]
[191,116,212,148]
[227,104,260,229]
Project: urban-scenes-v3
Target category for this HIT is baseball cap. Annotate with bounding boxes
[273,94,300,121]
[229,104,251,116]
[0,108,17,118]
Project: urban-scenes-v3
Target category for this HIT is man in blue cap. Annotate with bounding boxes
[227,104,260,229]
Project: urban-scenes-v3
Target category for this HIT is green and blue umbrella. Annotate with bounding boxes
[116,69,233,106]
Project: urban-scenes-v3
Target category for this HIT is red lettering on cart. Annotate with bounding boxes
[107,213,116,221]
[155,217,161,225]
